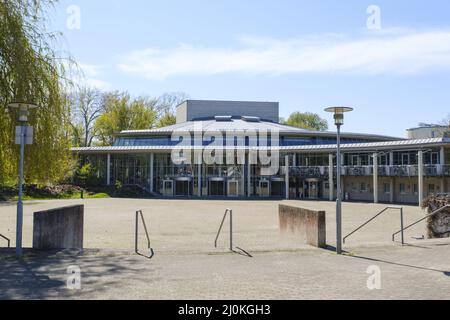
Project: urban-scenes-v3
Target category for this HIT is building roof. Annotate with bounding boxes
[116,118,401,141]
[407,124,449,131]
[72,137,450,154]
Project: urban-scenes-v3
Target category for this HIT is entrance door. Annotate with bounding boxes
[271,181,284,196]
[259,180,270,197]
[175,179,191,196]
[227,180,239,197]
[209,178,226,196]
[304,179,320,199]
[162,180,174,196]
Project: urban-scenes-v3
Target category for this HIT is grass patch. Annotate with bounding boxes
[9,191,110,201]
[1,184,151,201]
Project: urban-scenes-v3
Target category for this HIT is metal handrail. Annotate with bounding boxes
[343,206,404,245]
[135,210,154,258]
[392,205,450,242]
[215,209,233,250]
[0,233,10,248]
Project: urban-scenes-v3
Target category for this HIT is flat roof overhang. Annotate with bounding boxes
[71,137,450,155]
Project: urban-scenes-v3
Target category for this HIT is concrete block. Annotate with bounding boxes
[33,205,84,250]
[279,204,326,248]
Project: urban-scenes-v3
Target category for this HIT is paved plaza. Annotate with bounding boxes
[0,198,449,299]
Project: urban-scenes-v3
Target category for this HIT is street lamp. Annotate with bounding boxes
[8,102,39,257]
[324,106,353,254]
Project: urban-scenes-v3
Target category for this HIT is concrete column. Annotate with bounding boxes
[197,153,202,197]
[106,153,111,186]
[247,153,251,197]
[241,163,245,197]
[293,153,297,167]
[285,155,289,199]
[418,150,424,206]
[439,147,445,193]
[439,146,446,176]
[149,153,154,192]
[373,152,379,203]
[390,178,394,203]
[389,151,394,165]
[328,154,334,201]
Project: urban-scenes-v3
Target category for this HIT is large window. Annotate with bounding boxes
[295,153,329,166]
[393,151,418,165]
[114,136,179,146]
[281,136,372,146]
[344,153,370,166]
[110,154,150,186]
[77,154,107,185]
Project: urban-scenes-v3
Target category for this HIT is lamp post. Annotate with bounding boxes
[324,106,353,254]
[8,102,39,257]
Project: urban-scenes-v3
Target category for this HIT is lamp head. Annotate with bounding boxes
[7,102,39,122]
[324,106,353,126]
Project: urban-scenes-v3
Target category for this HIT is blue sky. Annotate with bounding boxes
[50,0,450,137]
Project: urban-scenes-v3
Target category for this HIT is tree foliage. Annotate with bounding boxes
[94,92,158,146]
[0,0,73,185]
[284,112,329,131]
[91,91,186,145]
[157,112,177,128]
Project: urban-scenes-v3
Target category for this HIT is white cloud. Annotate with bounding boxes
[79,63,102,77]
[74,63,111,90]
[117,30,450,80]
[84,78,111,90]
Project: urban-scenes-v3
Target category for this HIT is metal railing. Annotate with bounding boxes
[392,205,450,242]
[215,209,233,251]
[135,210,154,258]
[289,166,328,178]
[343,206,405,245]
[0,233,10,248]
[214,209,252,257]
[345,166,372,176]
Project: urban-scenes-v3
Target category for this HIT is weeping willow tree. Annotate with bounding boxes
[0,0,74,185]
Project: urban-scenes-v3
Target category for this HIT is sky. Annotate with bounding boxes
[48,0,450,137]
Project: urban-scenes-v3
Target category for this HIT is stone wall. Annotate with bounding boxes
[422,195,450,239]
[278,204,326,248]
[33,205,84,250]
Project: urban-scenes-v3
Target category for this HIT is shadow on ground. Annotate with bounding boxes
[0,248,158,300]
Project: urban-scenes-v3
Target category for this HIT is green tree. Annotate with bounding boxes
[156,112,176,127]
[284,112,328,131]
[0,0,74,185]
[94,92,158,146]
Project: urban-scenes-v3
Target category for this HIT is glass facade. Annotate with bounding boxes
[110,154,150,187]
[114,136,180,146]
[113,134,375,147]
[281,136,372,146]
[77,154,107,185]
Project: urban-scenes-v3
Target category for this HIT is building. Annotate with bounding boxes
[407,123,450,139]
[72,100,450,204]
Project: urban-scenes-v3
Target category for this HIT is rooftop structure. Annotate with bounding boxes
[407,124,450,139]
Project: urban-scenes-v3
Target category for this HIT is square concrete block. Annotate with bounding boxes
[279,204,326,248]
[33,205,84,250]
